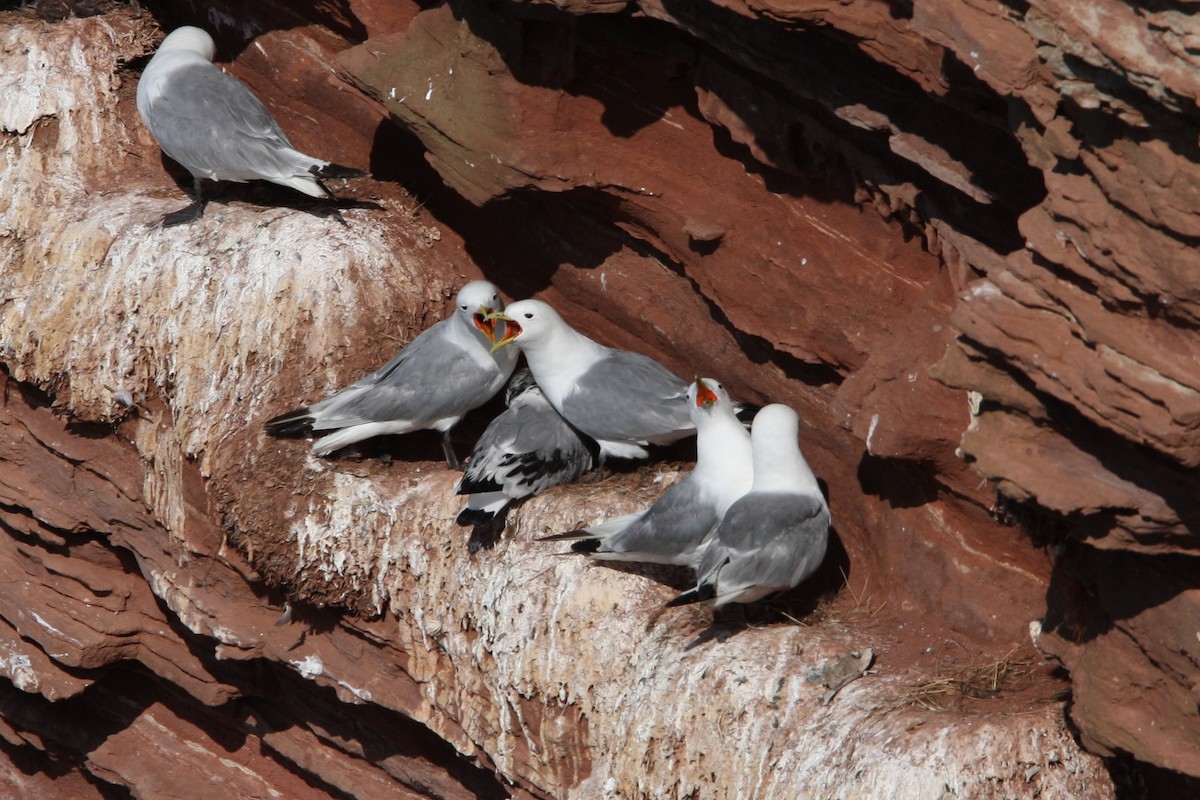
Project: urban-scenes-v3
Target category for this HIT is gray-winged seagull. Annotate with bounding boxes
[543,378,753,566]
[668,403,830,607]
[137,26,366,226]
[489,299,747,460]
[265,281,518,467]
[455,369,599,527]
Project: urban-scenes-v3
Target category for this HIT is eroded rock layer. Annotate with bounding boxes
[0,0,1196,796]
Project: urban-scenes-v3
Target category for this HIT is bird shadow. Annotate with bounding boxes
[589,559,696,592]
[327,430,458,465]
[207,184,383,225]
[153,159,382,226]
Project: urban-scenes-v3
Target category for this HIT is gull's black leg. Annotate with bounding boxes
[162,176,207,227]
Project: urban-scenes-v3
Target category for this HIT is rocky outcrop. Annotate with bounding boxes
[335,0,1200,778]
[0,0,1197,796]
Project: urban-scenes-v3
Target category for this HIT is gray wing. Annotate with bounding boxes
[311,322,500,429]
[459,389,597,499]
[560,350,690,442]
[699,493,830,594]
[145,63,298,178]
[594,477,719,564]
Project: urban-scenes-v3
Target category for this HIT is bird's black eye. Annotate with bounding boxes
[523,312,534,319]
[460,305,468,310]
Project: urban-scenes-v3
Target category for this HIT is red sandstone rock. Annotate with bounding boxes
[0,0,1197,795]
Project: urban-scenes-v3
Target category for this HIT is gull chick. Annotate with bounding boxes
[668,404,829,607]
[488,299,707,460]
[137,26,367,226]
[455,369,599,526]
[265,281,518,467]
[542,378,753,566]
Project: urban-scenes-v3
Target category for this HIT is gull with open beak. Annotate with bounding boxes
[668,403,830,608]
[265,280,517,467]
[541,378,753,566]
[487,299,735,461]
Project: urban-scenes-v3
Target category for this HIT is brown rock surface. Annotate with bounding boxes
[0,0,1197,797]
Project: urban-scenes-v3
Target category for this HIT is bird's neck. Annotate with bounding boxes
[752,440,821,497]
[521,328,605,398]
[139,51,212,108]
[695,411,751,474]
[151,49,211,76]
[453,313,515,372]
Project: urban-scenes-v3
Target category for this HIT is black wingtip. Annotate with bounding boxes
[264,407,315,438]
[310,163,369,180]
[734,402,761,424]
[569,538,601,554]
[537,529,590,543]
[666,583,716,608]
[456,476,504,496]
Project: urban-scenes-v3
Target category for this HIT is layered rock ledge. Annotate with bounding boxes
[1,1,1197,797]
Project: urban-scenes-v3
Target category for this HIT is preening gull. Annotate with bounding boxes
[265,281,518,467]
[668,403,829,607]
[136,26,367,226]
[455,369,599,527]
[542,378,752,567]
[489,299,710,460]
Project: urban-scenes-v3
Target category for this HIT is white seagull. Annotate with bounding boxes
[668,403,830,608]
[136,26,366,226]
[455,369,599,526]
[265,281,518,467]
[489,299,712,460]
[542,378,753,566]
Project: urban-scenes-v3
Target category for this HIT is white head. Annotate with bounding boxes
[750,404,821,496]
[156,26,217,62]
[690,378,753,490]
[454,280,506,343]
[490,299,566,352]
[687,378,737,428]
[753,404,799,443]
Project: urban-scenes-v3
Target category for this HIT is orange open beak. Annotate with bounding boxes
[486,310,522,353]
[473,306,497,343]
[695,380,719,408]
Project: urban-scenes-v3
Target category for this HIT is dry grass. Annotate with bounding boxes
[782,569,888,631]
[837,570,889,619]
[898,650,1051,711]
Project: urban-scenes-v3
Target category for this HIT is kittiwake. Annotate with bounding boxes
[668,403,830,607]
[455,369,599,527]
[489,299,742,460]
[137,26,367,226]
[542,378,753,566]
[265,280,518,466]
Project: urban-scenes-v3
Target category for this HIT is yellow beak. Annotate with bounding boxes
[486,310,521,353]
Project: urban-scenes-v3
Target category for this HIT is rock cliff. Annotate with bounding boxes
[0,0,1197,797]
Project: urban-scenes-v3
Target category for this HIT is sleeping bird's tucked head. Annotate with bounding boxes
[156,26,216,62]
